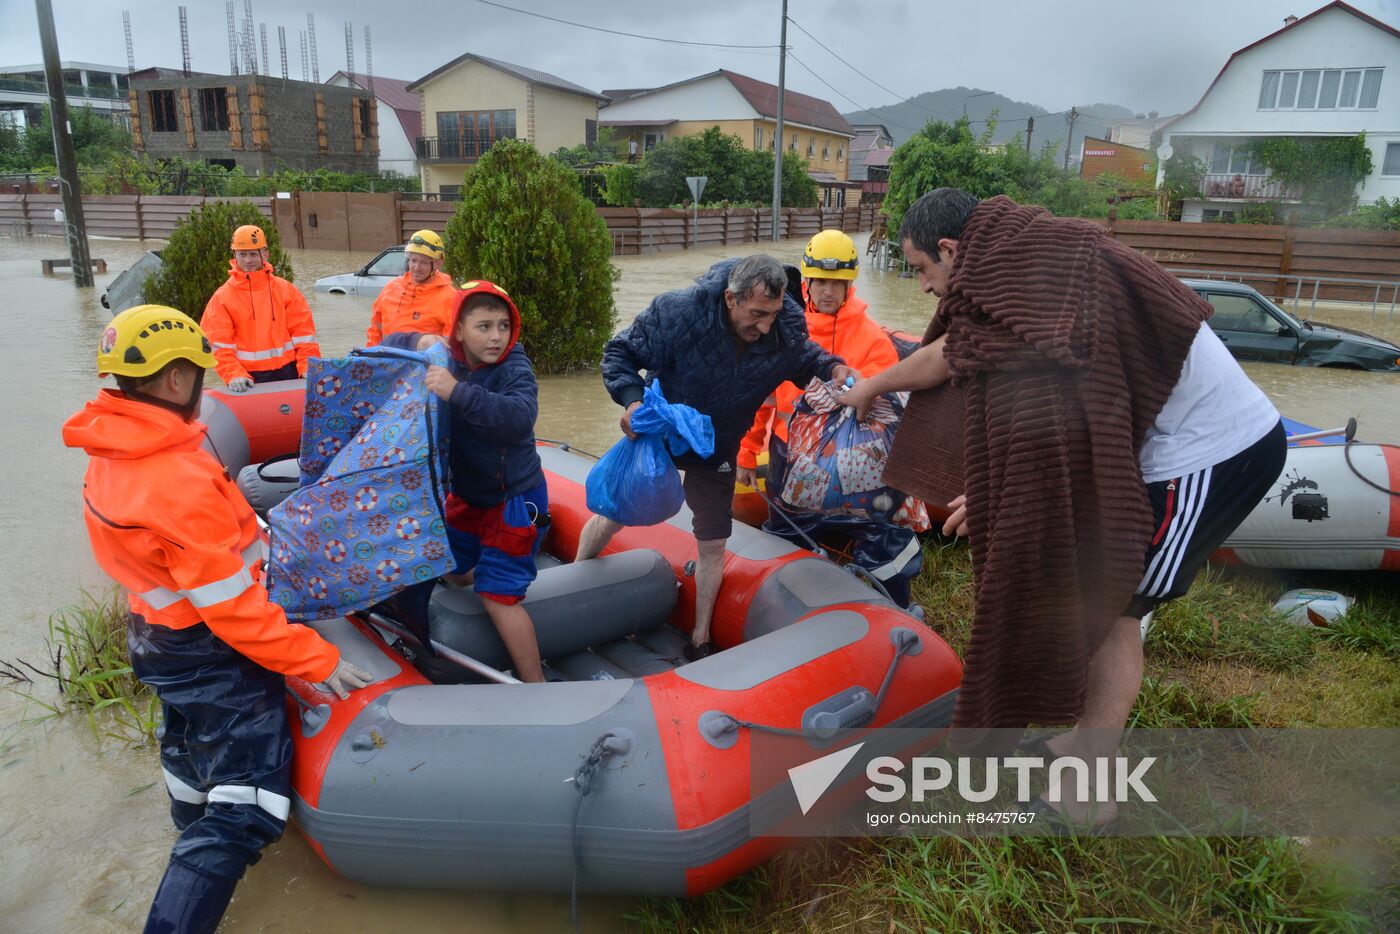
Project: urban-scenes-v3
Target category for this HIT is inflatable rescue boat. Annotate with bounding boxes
[201,381,964,896]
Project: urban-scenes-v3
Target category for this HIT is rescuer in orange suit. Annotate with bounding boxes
[201,224,320,391]
[365,229,457,346]
[737,230,926,609]
[62,304,372,933]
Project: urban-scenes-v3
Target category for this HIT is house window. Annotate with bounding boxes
[359,99,373,140]
[585,119,597,146]
[644,131,660,151]
[789,133,796,151]
[822,142,830,160]
[1260,68,1383,110]
[435,109,516,159]
[754,125,764,150]
[148,89,178,132]
[199,87,229,131]
[1382,143,1400,176]
[807,137,815,157]
[1201,208,1237,224]
[836,146,844,162]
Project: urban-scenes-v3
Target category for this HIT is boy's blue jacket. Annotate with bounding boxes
[383,282,544,508]
[601,258,843,465]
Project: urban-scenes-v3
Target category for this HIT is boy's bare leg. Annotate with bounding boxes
[690,538,727,647]
[481,600,544,683]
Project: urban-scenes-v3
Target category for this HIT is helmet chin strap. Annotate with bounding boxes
[130,367,207,422]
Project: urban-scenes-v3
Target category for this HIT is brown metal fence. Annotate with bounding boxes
[5,192,1395,300]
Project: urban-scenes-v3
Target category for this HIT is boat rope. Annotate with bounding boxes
[755,487,901,605]
[1343,437,1400,497]
[718,632,916,740]
[537,438,602,460]
[569,730,630,931]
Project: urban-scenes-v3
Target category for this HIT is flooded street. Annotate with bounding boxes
[1,229,1398,933]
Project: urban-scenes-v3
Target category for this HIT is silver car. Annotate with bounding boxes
[313,247,405,296]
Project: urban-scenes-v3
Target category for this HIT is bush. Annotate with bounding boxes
[443,139,617,373]
[144,200,291,322]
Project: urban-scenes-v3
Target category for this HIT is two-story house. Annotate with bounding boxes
[599,69,858,206]
[1155,1,1400,222]
[327,71,421,178]
[407,52,607,196]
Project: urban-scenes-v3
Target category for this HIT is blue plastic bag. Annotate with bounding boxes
[266,344,454,621]
[586,382,714,526]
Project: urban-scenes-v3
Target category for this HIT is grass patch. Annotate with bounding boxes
[634,541,1397,932]
[1,589,158,745]
[631,836,1374,933]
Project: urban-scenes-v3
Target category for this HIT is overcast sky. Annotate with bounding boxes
[3,0,1398,116]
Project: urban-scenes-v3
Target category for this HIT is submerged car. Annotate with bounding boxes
[313,246,405,296]
[1184,279,1400,372]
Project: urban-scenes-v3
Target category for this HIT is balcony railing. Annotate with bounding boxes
[0,76,127,100]
[416,135,518,162]
[1201,173,1301,201]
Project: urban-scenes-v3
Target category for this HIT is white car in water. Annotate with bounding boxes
[313,246,405,296]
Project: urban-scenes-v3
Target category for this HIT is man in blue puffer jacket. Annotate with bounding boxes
[385,279,548,682]
[578,255,857,660]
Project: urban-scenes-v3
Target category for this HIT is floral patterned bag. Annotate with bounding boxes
[780,378,931,531]
[266,345,453,621]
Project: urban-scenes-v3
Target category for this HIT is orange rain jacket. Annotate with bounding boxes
[62,390,340,681]
[738,284,899,469]
[202,260,320,384]
[366,270,457,346]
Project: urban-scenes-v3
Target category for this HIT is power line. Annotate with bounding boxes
[469,0,776,49]
[785,51,918,132]
[786,17,961,124]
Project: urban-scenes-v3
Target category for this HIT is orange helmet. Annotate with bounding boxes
[231,224,266,251]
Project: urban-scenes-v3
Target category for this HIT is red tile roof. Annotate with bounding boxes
[720,70,853,137]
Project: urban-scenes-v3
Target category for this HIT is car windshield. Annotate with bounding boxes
[366,250,406,277]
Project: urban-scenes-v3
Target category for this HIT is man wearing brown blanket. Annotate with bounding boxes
[845,188,1286,830]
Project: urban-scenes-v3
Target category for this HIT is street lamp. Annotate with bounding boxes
[962,89,995,117]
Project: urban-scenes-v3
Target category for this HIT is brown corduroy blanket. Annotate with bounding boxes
[883,196,1210,729]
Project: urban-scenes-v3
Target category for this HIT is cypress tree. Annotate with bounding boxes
[443,140,617,373]
[144,200,291,322]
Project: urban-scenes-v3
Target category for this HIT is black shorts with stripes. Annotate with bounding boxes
[1124,420,1287,619]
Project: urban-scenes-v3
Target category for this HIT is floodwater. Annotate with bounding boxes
[1,230,1398,933]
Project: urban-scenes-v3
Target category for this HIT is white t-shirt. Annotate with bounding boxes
[1138,324,1279,483]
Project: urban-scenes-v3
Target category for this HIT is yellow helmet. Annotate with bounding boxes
[231,224,266,251]
[98,305,216,378]
[801,229,859,281]
[405,229,445,260]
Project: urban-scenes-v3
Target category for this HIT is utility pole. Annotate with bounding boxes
[35,0,93,287]
[1063,107,1078,172]
[1025,116,1034,153]
[770,0,788,242]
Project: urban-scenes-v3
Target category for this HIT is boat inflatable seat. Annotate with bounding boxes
[237,454,300,517]
[428,549,678,670]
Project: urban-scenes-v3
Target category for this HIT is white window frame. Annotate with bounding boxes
[1382,142,1400,177]
[1259,68,1383,110]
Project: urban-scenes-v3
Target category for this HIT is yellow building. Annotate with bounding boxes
[600,70,858,206]
[407,52,607,195]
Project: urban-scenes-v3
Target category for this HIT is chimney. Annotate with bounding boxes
[1284,14,1298,25]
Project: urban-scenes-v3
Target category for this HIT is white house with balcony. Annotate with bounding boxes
[1155,1,1400,222]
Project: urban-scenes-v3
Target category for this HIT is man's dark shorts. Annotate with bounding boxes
[674,453,735,542]
[1124,420,1286,619]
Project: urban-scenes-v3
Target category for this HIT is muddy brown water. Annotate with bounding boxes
[2,232,1397,932]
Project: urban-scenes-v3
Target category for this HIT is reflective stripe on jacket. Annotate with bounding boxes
[366,270,457,346]
[738,284,899,469]
[202,260,320,383]
[61,390,339,681]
